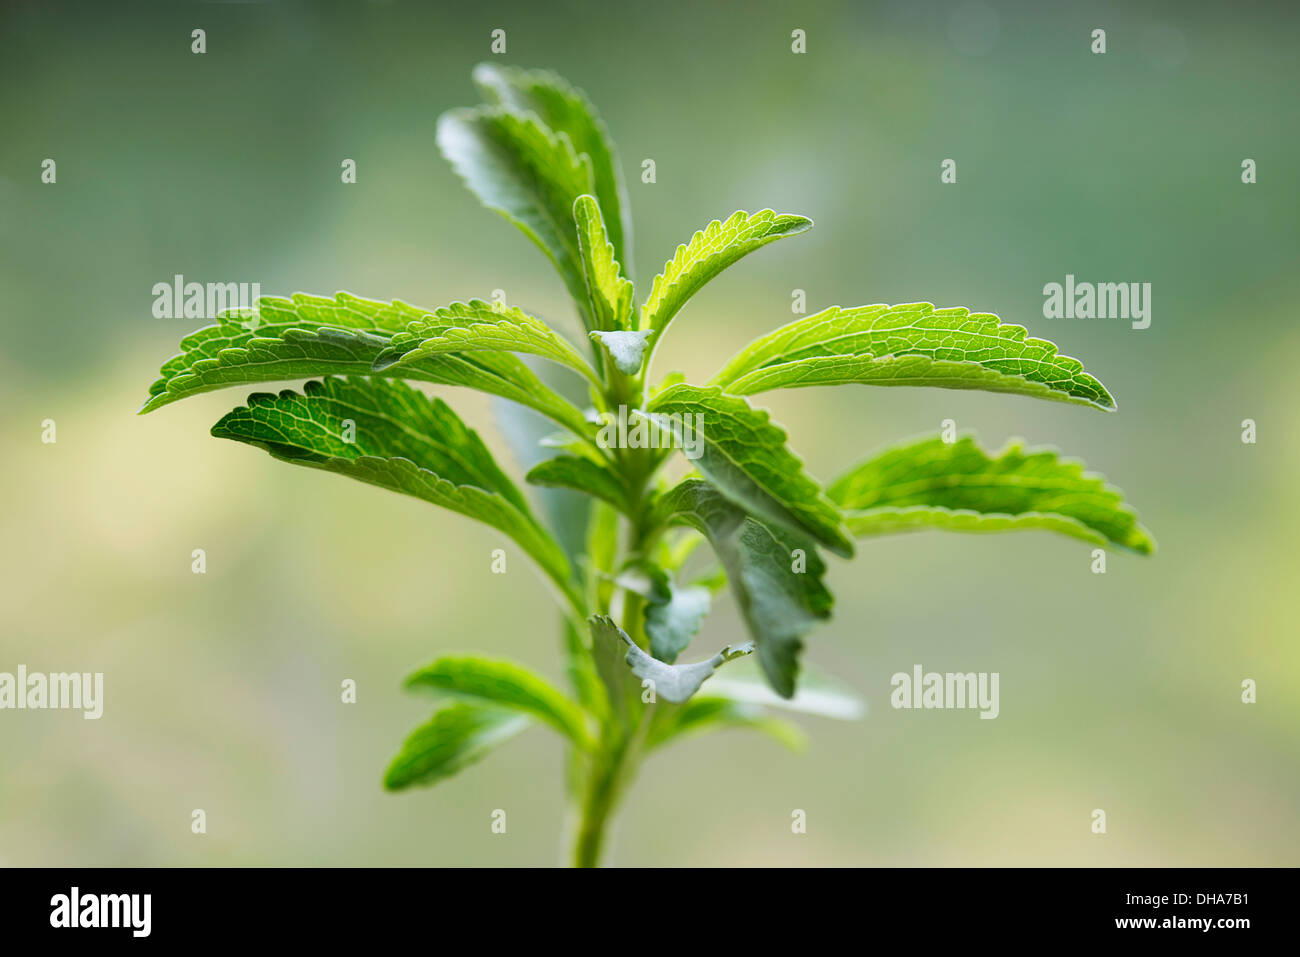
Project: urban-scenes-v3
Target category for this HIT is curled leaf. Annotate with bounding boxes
[588,615,752,703]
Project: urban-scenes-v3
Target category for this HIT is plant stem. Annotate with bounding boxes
[568,360,657,868]
[571,748,622,867]
[571,709,651,867]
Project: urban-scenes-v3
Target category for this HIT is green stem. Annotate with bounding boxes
[570,710,651,867]
[571,747,623,867]
[566,354,660,868]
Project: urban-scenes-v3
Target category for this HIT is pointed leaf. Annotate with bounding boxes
[713,303,1115,410]
[437,107,595,326]
[141,292,590,436]
[828,434,1155,553]
[526,455,629,514]
[210,377,579,606]
[641,210,811,345]
[574,195,633,331]
[474,64,632,271]
[647,384,853,558]
[373,299,599,387]
[650,480,833,697]
[404,656,594,749]
[383,704,530,790]
[588,615,752,704]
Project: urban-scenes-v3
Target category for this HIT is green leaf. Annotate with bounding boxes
[404,656,594,749]
[437,106,595,327]
[384,704,530,790]
[526,455,629,514]
[590,329,651,376]
[713,303,1115,411]
[640,210,811,345]
[142,292,406,412]
[573,195,633,331]
[645,696,805,752]
[588,615,753,704]
[141,292,590,437]
[646,384,854,558]
[372,299,600,387]
[645,582,711,664]
[210,377,580,607]
[474,64,632,272]
[828,434,1155,554]
[650,480,833,698]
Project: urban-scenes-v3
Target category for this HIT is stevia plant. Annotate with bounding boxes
[141,64,1154,867]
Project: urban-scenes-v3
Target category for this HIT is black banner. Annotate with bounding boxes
[0,867,1276,943]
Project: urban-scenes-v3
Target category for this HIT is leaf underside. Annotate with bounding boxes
[651,480,833,697]
[474,63,632,272]
[588,615,752,704]
[645,581,711,664]
[437,106,596,329]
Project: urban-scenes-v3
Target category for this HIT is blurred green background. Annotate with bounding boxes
[2,0,1297,866]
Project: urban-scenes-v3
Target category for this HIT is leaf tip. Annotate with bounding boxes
[381,762,408,792]
[1131,526,1157,556]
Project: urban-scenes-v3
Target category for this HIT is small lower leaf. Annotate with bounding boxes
[404,656,594,750]
[383,704,530,790]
